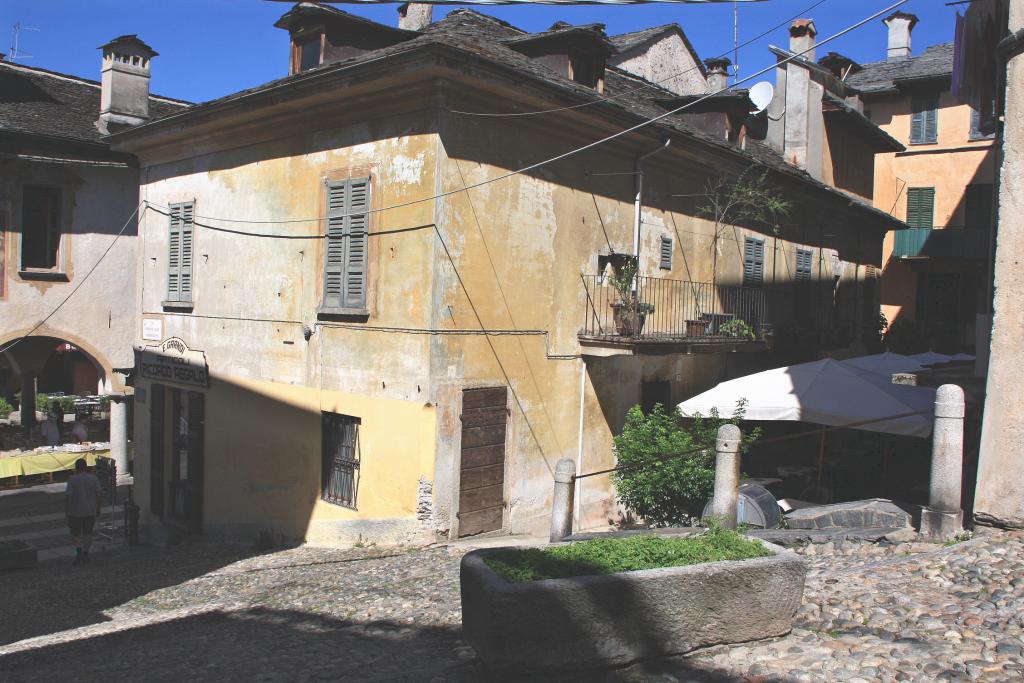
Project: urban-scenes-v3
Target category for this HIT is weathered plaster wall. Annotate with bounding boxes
[609,33,708,96]
[0,159,139,385]
[975,1,1024,530]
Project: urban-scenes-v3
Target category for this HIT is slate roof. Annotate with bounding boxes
[0,59,189,145]
[610,24,706,77]
[109,9,903,229]
[845,43,954,95]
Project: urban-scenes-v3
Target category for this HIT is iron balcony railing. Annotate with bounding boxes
[893,227,991,260]
[581,274,768,341]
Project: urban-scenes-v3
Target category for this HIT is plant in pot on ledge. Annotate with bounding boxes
[607,256,654,337]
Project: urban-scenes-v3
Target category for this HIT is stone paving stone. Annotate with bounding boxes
[0,531,1021,682]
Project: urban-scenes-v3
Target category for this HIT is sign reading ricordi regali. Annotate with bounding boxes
[137,337,209,388]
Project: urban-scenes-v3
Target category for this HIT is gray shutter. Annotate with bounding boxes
[659,235,672,270]
[910,105,924,144]
[743,237,764,287]
[180,202,194,302]
[924,102,938,143]
[323,182,347,308]
[167,206,181,301]
[796,248,812,281]
[344,178,369,310]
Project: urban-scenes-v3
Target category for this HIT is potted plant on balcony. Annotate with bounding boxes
[607,257,654,336]
[719,318,758,341]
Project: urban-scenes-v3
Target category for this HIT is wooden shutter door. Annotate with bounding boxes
[324,182,347,308]
[344,178,370,310]
[458,387,507,537]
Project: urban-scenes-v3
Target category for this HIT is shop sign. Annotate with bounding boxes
[137,337,209,388]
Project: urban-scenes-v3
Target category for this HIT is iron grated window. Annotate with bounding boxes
[322,413,360,509]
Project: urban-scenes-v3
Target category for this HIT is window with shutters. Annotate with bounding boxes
[20,185,64,273]
[795,248,813,282]
[659,235,673,270]
[742,237,765,287]
[165,201,194,307]
[910,98,938,144]
[970,100,995,140]
[906,188,935,229]
[322,413,360,509]
[321,177,370,314]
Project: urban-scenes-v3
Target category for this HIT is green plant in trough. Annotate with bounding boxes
[483,524,771,583]
[611,401,761,526]
[719,318,757,340]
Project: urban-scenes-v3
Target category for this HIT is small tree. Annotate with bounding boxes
[612,400,761,526]
[698,168,792,287]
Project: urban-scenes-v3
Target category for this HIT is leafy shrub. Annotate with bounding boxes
[719,318,757,340]
[612,400,761,526]
[35,393,51,414]
[0,396,13,418]
[483,524,771,583]
[58,396,77,415]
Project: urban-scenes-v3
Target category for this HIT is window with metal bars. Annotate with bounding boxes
[322,177,370,313]
[906,188,935,229]
[795,248,813,281]
[743,237,765,287]
[322,413,360,509]
[166,201,194,303]
[659,235,673,270]
[910,98,938,144]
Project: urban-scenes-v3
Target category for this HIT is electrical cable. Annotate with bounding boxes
[141,0,909,233]
[0,202,145,356]
[450,0,831,118]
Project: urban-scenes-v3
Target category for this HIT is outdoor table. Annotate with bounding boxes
[0,448,110,484]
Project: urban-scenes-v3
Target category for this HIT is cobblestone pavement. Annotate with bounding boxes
[0,530,1021,682]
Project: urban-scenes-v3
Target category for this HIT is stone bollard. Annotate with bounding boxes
[549,458,576,543]
[709,424,742,528]
[920,384,965,541]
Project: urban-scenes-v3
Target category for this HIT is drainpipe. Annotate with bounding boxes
[633,139,672,267]
[574,359,586,531]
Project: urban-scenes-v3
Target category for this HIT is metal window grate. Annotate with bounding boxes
[322,413,361,509]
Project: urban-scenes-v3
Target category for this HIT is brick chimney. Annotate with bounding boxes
[883,11,918,62]
[789,19,817,61]
[398,3,432,31]
[98,35,157,134]
[704,57,730,92]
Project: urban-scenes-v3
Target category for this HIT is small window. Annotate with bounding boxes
[910,98,938,144]
[299,34,321,72]
[21,185,62,271]
[970,103,995,140]
[906,188,935,229]
[166,201,195,304]
[659,236,673,270]
[742,237,765,287]
[569,49,599,89]
[795,248,813,281]
[322,413,360,509]
[322,178,370,312]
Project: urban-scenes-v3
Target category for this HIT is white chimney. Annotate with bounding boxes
[98,35,157,134]
[704,57,730,92]
[883,12,918,62]
[789,19,817,61]
[398,3,432,31]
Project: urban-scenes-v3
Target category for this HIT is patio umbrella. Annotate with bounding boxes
[840,352,929,377]
[676,358,936,437]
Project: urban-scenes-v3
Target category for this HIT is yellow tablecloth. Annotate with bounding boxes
[0,450,108,479]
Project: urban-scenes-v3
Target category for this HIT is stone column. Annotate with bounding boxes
[920,384,965,540]
[20,375,36,428]
[109,396,129,477]
[549,458,576,543]
[709,424,742,528]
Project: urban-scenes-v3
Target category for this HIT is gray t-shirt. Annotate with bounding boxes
[66,472,102,518]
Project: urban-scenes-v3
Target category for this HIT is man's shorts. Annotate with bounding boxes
[68,516,95,536]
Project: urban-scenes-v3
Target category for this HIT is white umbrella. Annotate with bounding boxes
[677,358,935,437]
[840,352,928,377]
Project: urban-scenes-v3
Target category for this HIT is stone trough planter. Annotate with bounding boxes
[460,538,807,675]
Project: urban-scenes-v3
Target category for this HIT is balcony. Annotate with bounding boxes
[580,275,769,356]
[893,227,991,261]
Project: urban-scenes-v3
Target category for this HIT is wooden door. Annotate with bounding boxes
[458,387,507,537]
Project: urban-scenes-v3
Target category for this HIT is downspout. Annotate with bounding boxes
[574,359,586,531]
[633,139,673,266]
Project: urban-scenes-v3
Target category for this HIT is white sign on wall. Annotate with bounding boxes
[142,318,163,341]
[137,337,209,388]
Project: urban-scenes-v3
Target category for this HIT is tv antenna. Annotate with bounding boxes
[10,22,40,61]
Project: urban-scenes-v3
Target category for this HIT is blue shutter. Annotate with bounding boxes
[659,235,672,270]
[743,237,764,287]
[796,248,813,281]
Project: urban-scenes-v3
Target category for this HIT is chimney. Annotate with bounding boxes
[883,11,918,62]
[398,3,432,31]
[789,19,817,61]
[704,57,730,92]
[98,35,157,134]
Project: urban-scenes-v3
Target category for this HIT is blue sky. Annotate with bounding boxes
[2,0,958,103]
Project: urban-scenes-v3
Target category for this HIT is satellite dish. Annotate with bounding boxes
[749,81,775,114]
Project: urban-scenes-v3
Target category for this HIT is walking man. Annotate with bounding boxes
[66,458,102,565]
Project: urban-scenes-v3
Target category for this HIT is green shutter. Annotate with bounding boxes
[910,108,924,144]
[906,188,935,229]
[924,102,938,143]
[323,178,370,310]
[743,237,764,287]
[659,235,672,270]
[167,201,194,302]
